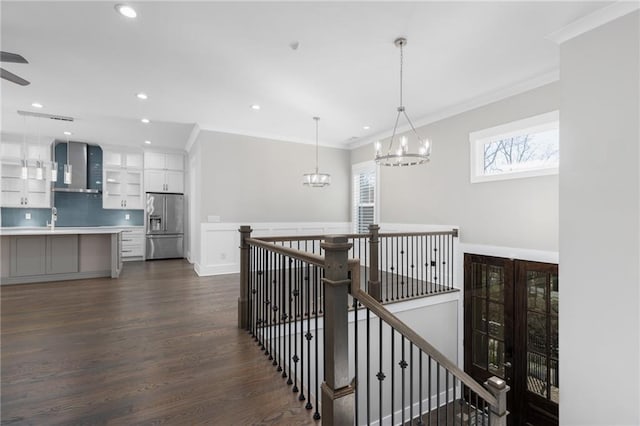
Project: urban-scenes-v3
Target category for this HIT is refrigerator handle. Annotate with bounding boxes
[164,196,168,232]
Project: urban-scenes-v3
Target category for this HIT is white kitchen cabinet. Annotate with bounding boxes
[143,151,184,193]
[102,148,144,210]
[0,140,52,208]
[144,151,183,171]
[0,162,51,208]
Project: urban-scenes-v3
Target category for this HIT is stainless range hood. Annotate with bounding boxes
[53,141,101,193]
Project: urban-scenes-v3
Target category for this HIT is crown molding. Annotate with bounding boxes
[347,69,560,150]
[547,1,640,45]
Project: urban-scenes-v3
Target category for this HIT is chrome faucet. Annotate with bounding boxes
[48,207,57,230]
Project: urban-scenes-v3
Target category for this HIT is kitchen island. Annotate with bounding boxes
[0,227,122,285]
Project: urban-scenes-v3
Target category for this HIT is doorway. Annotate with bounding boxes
[464,254,559,425]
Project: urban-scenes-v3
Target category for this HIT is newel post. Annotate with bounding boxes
[238,225,252,329]
[485,376,509,426]
[321,235,355,425]
[367,224,381,301]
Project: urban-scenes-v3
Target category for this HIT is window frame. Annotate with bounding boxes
[469,111,559,184]
[351,160,380,234]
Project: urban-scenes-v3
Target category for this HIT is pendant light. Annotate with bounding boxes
[63,135,72,185]
[35,121,43,180]
[374,37,431,167]
[303,116,331,187]
[20,115,28,179]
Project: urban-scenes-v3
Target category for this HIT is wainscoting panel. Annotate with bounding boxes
[195,222,351,276]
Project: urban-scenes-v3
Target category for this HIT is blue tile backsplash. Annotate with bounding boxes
[2,142,144,228]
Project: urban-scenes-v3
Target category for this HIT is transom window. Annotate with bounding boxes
[470,111,559,183]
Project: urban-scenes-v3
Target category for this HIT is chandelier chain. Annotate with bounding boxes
[399,42,404,108]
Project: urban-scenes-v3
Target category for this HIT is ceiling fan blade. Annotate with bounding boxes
[0,68,30,86]
[0,51,28,64]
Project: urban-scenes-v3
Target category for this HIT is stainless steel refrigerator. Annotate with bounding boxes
[145,193,184,259]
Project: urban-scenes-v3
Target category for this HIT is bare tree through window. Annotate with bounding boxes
[483,130,559,175]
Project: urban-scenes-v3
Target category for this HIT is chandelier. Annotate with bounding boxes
[303,116,331,187]
[375,37,431,167]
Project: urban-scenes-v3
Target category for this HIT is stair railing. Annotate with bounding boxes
[238,227,508,425]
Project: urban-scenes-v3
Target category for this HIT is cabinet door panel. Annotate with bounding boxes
[165,170,184,193]
[125,153,143,169]
[165,153,183,171]
[144,152,165,169]
[144,170,166,192]
[103,169,124,209]
[47,235,79,274]
[103,151,123,168]
[10,236,46,276]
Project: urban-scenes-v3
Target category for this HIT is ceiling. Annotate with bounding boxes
[1,1,610,151]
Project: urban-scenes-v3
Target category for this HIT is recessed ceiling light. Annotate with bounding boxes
[31,102,43,108]
[136,92,148,100]
[250,104,261,110]
[144,140,151,145]
[63,131,72,136]
[363,125,371,130]
[115,4,137,19]
[141,118,150,124]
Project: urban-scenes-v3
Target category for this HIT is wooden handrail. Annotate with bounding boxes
[246,237,326,267]
[253,229,457,243]
[347,261,498,406]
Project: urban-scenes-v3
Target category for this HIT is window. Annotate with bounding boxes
[470,111,559,183]
[352,161,378,233]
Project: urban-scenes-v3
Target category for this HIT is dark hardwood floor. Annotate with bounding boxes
[1,260,318,425]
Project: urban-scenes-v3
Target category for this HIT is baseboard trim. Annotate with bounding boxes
[0,270,112,285]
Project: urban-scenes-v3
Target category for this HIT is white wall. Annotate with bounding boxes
[351,83,559,252]
[196,129,350,223]
[559,11,639,426]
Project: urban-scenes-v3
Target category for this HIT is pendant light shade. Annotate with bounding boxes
[63,137,72,185]
[374,37,431,167]
[303,117,331,187]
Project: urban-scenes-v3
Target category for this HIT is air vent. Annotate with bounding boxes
[17,110,74,122]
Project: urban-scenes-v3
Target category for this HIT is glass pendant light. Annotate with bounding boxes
[303,117,331,187]
[63,135,72,185]
[20,115,28,179]
[374,37,431,167]
[51,160,58,182]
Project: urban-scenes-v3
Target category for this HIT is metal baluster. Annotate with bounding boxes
[267,251,273,361]
[385,237,390,302]
[354,295,359,426]
[313,264,320,420]
[378,317,384,424]
[436,362,440,426]
[418,351,423,426]
[474,392,479,426]
[299,260,305,402]
[391,327,395,426]
[292,258,299,393]
[366,308,371,424]
[305,261,312,409]
[286,257,293,383]
[410,342,414,424]
[277,253,284,371]
[401,335,406,426]
[428,355,432,426]
[411,235,416,297]
[445,370,449,425]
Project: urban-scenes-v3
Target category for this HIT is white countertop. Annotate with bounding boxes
[0,226,143,236]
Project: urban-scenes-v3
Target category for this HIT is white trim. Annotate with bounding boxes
[183,123,201,153]
[547,1,640,45]
[458,243,559,264]
[348,70,560,151]
[469,111,559,184]
[196,221,351,276]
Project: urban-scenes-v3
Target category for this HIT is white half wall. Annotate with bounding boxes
[194,221,351,276]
